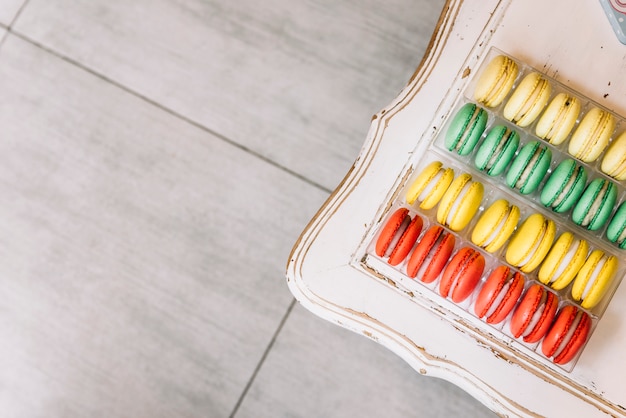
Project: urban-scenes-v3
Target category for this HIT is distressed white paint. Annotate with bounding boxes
[288,0,626,416]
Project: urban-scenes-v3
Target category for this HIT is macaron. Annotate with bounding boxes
[568,107,615,163]
[538,232,589,290]
[474,55,519,107]
[571,178,617,231]
[606,201,626,249]
[471,199,520,253]
[601,131,626,180]
[539,159,587,213]
[406,161,454,210]
[406,225,455,282]
[571,249,618,309]
[439,247,485,303]
[506,141,552,195]
[503,72,552,127]
[474,125,520,176]
[509,284,558,343]
[445,103,488,155]
[375,208,423,266]
[535,93,581,145]
[436,173,484,232]
[542,305,591,365]
[505,213,556,273]
[474,266,524,324]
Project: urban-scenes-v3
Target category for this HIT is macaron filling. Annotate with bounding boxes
[484,129,515,173]
[550,310,584,361]
[482,209,511,248]
[580,255,610,301]
[384,215,411,257]
[411,230,448,280]
[446,181,473,226]
[516,223,546,269]
[522,293,549,339]
[514,146,545,190]
[580,180,614,228]
[484,279,511,318]
[417,170,445,203]
[548,165,584,211]
[452,106,484,153]
[546,239,582,285]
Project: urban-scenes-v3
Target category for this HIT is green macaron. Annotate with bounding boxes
[572,178,617,231]
[445,103,488,155]
[474,124,519,176]
[540,159,587,213]
[506,141,552,195]
[606,201,626,249]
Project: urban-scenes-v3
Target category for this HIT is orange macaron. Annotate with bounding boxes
[375,208,424,266]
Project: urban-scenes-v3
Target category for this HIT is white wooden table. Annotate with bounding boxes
[287,0,626,416]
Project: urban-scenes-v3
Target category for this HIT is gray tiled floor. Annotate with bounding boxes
[0,1,494,417]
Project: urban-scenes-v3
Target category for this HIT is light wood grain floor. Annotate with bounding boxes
[0,1,494,416]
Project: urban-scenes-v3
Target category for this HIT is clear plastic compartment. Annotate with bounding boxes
[365,47,625,372]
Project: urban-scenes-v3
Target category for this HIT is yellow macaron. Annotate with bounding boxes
[601,131,626,180]
[503,72,552,127]
[406,161,454,210]
[436,173,483,232]
[474,55,519,107]
[471,199,520,253]
[505,213,556,273]
[538,232,588,290]
[572,250,618,309]
[568,107,615,163]
[535,93,581,145]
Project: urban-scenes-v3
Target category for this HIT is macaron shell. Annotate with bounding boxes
[387,215,423,266]
[506,141,551,195]
[601,131,626,180]
[572,178,617,231]
[436,174,484,232]
[541,306,591,365]
[440,247,485,303]
[406,225,455,283]
[510,284,558,343]
[474,55,519,107]
[568,107,615,163]
[540,159,587,213]
[375,208,409,257]
[474,125,520,176]
[506,213,556,273]
[471,199,520,253]
[572,250,618,309]
[445,103,488,155]
[606,201,626,249]
[537,232,588,290]
[535,93,581,145]
[405,161,454,209]
[474,266,524,324]
[503,72,552,127]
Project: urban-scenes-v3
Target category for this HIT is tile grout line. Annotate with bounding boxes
[229,298,297,418]
[6,29,332,195]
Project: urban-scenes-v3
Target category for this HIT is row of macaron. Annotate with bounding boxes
[404,161,619,310]
[374,207,592,366]
[409,159,626,249]
[471,54,626,179]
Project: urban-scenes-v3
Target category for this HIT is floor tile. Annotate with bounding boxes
[0,0,24,25]
[14,0,446,190]
[236,304,495,417]
[0,34,328,418]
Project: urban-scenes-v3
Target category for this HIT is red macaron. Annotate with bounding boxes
[375,208,423,266]
[474,266,525,324]
[406,225,455,282]
[439,247,485,303]
[542,305,591,365]
[510,284,558,343]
